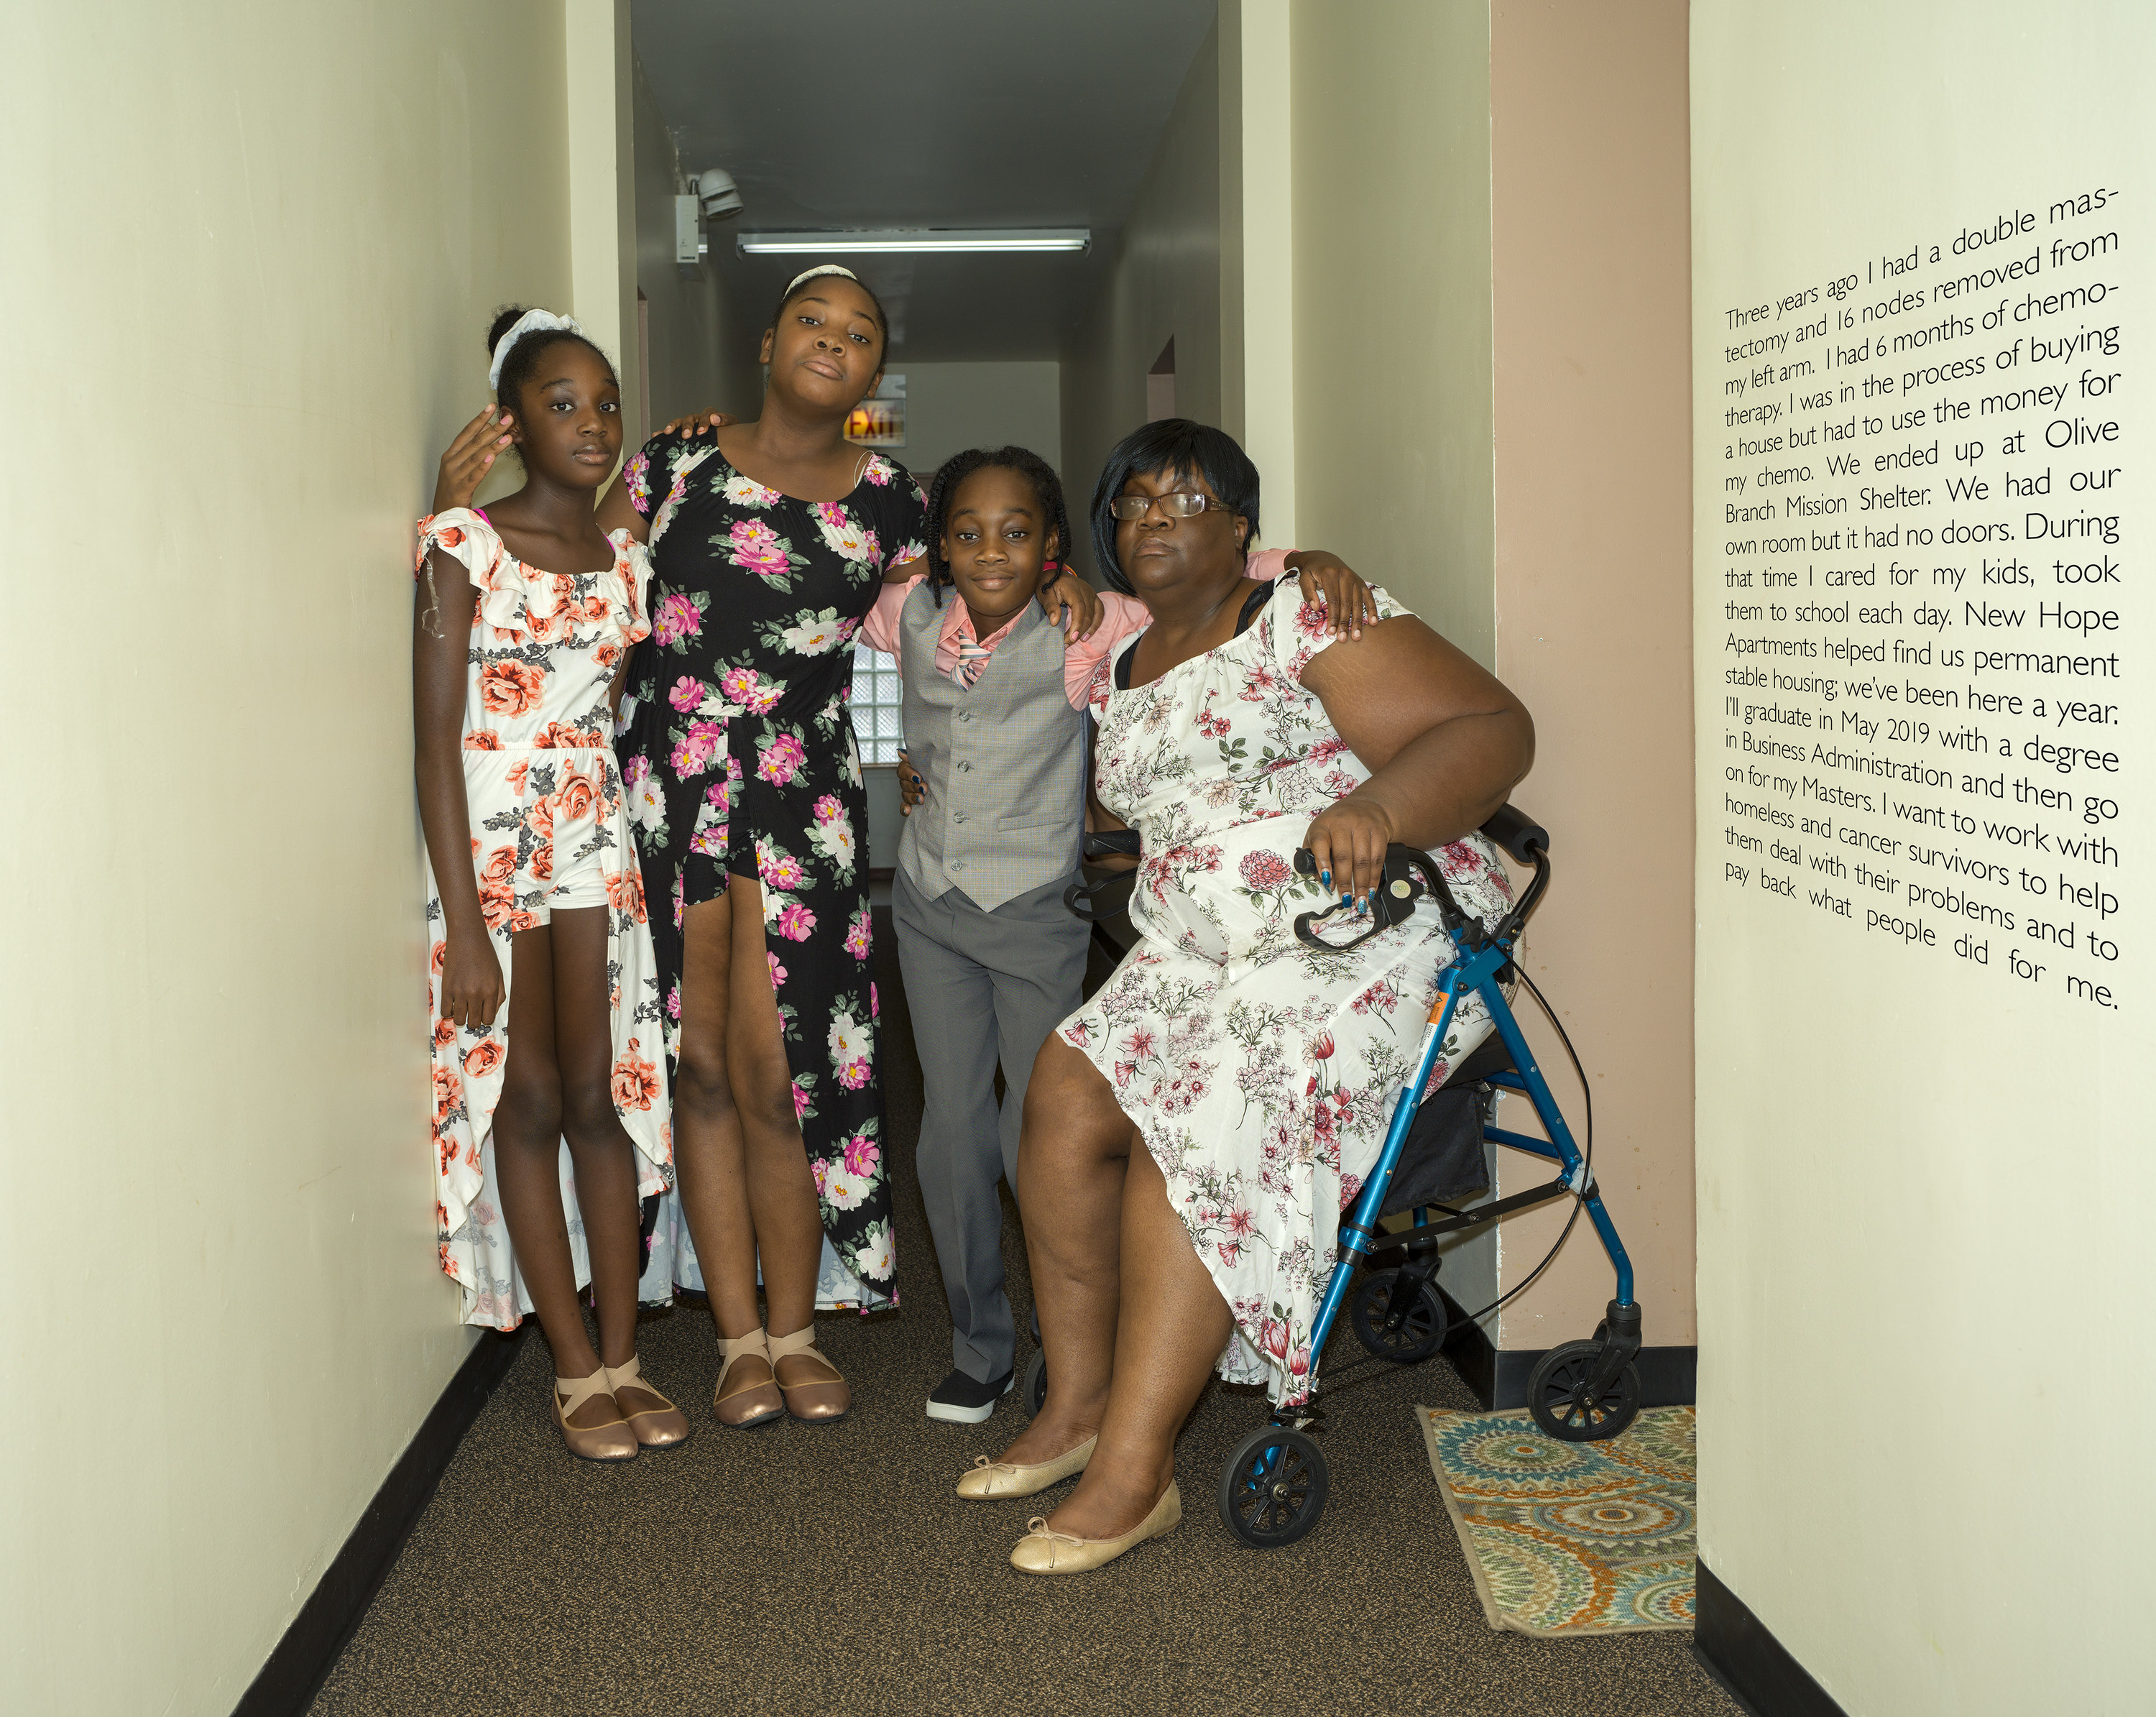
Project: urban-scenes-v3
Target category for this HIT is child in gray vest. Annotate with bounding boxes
[858,445,1376,1421]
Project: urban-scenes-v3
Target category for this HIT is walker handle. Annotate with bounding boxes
[1478,804,1552,944]
[1478,804,1548,865]
[1084,830,1141,860]
[1066,829,1141,922]
[1290,844,1468,952]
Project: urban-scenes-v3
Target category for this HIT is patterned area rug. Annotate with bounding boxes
[1416,1404,1696,1637]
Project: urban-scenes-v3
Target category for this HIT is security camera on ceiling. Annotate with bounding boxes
[696,168,744,221]
[676,167,745,270]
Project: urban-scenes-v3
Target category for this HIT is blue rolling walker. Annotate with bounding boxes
[1033,804,1645,1550]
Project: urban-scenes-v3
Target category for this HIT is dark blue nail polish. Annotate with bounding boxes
[1320,869,1331,887]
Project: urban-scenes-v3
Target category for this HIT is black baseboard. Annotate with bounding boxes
[232,1327,525,1717]
[1434,1282,1501,1403]
[1433,1285,1695,1409]
[1490,1342,1697,1410]
[1692,1560,1849,1717]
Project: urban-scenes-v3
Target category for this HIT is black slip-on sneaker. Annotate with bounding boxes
[927,1366,1015,1424]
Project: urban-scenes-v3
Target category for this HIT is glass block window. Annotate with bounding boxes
[851,642,905,765]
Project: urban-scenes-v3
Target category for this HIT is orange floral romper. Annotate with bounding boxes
[415,509,673,1329]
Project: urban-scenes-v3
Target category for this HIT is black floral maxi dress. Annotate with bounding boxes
[617,432,927,1309]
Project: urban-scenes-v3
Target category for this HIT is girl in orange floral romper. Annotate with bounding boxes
[414,307,685,1462]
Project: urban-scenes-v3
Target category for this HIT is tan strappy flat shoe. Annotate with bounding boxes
[714,1328,785,1429]
[768,1324,850,1423]
[604,1355,691,1450]
[553,1366,639,1463]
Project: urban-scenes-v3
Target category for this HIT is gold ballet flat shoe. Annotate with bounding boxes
[768,1324,850,1422]
[552,1366,639,1463]
[714,1328,785,1429]
[604,1354,691,1450]
[956,1435,1098,1501]
[1010,1481,1181,1575]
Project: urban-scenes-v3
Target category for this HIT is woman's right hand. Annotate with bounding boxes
[432,407,514,515]
[439,929,506,1031]
[662,409,735,440]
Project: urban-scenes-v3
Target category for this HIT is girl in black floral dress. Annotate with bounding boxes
[595,266,1092,1424]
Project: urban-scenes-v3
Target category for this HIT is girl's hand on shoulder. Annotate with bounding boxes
[895,750,925,814]
[661,409,734,440]
[1041,566,1103,641]
[1301,793,1398,915]
[432,407,513,515]
[439,929,506,1031]
[1287,550,1382,640]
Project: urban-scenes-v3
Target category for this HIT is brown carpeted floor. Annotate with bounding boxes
[311,916,1739,1717]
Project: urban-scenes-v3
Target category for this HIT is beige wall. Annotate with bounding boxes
[0,5,579,1711]
[1691,3,2152,1709]
[567,0,640,446]
[1288,0,1695,1350]
[1485,1,1695,1350]
[1059,16,1223,577]
[890,360,1064,494]
[1220,0,1300,550]
[1289,0,1496,666]
[630,56,763,439]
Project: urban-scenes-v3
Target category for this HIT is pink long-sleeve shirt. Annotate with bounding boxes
[859,551,1292,709]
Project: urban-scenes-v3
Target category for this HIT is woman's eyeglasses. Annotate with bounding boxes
[1108,490,1214,521]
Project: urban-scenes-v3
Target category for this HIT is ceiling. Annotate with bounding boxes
[631,0,1218,362]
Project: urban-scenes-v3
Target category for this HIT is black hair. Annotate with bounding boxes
[1088,418,1261,594]
[768,267,891,352]
[486,304,617,413]
[923,446,1072,609]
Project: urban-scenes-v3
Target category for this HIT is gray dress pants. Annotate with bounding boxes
[892,867,1090,1382]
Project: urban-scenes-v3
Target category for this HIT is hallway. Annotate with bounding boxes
[35,5,2150,1713]
[309,919,1736,1716]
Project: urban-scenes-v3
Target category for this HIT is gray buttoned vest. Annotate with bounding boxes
[895,581,1087,912]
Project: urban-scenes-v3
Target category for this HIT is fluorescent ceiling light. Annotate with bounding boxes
[737,229,1090,256]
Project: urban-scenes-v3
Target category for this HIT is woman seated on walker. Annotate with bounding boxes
[963,420,1534,1574]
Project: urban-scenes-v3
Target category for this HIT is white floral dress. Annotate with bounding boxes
[416,510,672,1330]
[1062,581,1514,1404]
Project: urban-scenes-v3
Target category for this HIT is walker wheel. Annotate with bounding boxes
[1350,1269,1447,1363]
[1217,1425,1330,1548]
[1526,1339,1642,1442]
[1019,1349,1048,1419]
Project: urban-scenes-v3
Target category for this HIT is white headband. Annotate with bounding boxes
[489,308,585,392]
[786,264,861,293]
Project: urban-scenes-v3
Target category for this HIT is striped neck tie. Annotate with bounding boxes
[955,634,993,689]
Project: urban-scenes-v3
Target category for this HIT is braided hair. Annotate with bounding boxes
[922,446,1073,609]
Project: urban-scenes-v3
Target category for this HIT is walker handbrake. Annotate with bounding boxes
[1290,844,1473,953]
